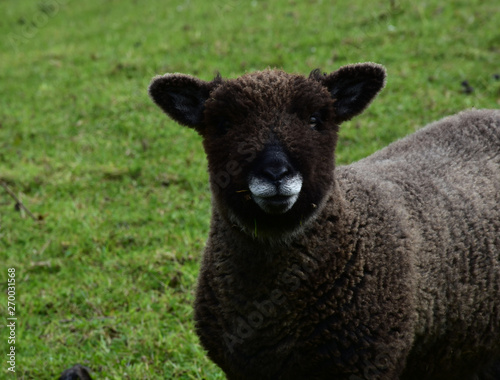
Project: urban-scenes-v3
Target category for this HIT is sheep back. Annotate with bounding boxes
[339,108,500,378]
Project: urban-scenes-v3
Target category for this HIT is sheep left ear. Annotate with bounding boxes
[148,73,221,131]
[311,63,386,123]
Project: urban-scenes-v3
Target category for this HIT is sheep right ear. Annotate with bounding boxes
[148,74,220,130]
[311,63,386,123]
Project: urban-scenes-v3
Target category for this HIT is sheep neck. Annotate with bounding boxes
[195,180,369,371]
[202,180,360,304]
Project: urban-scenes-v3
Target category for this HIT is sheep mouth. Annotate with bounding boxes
[248,174,302,215]
[252,193,300,215]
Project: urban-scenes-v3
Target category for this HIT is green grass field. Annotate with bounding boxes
[0,0,499,378]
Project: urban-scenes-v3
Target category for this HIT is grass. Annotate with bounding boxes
[0,0,499,378]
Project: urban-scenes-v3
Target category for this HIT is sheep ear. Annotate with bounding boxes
[148,74,220,130]
[311,63,386,123]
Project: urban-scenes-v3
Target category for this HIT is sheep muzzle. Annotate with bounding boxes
[248,144,302,214]
[248,174,302,214]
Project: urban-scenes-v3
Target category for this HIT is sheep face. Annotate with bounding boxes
[149,63,386,238]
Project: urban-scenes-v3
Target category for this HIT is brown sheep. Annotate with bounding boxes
[147,63,500,379]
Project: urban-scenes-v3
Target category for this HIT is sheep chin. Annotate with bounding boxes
[252,193,299,215]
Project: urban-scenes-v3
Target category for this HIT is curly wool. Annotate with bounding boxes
[147,66,500,379]
[196,111,500,379]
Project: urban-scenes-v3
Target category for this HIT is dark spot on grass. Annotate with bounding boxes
[28,261,62,274]
[102,166,142,181]
[461,80,474,94]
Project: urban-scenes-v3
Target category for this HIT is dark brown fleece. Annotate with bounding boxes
[345,109,500,380]
[148,65,500,379]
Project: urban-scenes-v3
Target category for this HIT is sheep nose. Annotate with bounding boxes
[262,165,290,182]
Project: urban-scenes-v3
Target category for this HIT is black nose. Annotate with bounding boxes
[256,144,294,183]
[262,165,290,182]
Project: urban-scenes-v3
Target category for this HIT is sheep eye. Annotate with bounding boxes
[309,115,320,130]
